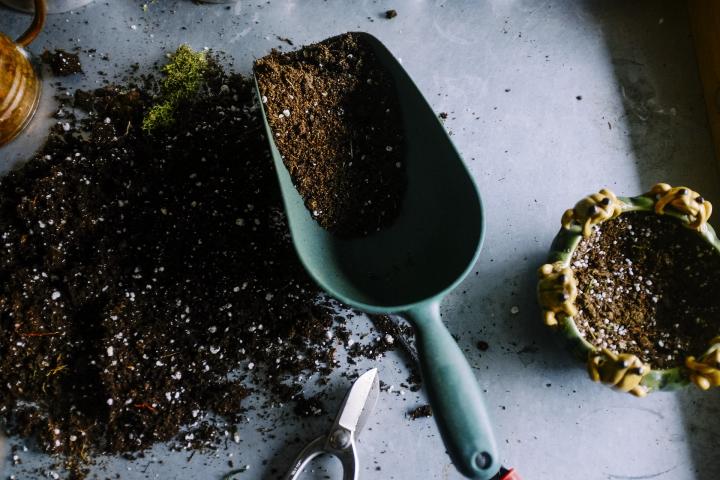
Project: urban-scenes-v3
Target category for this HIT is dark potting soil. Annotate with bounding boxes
[41,49,83,76]
[407,404,432,420]
[572,212,720,369]
[293,394,325,417]
[0,52,415,476]
[254,33,406,238]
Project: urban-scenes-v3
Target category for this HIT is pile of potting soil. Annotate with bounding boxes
[0,49,410,476]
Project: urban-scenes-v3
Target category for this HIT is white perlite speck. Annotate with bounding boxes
[510,306,520,315]
[107,346,114,357]
[51,291,61,300]
[282,109,291,117]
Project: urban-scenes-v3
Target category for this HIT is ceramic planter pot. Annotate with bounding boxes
[538,183,720,396]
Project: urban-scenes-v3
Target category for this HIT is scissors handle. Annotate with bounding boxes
[284,431,358,480]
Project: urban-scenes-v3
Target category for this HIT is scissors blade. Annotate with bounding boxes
[335,368,379,436]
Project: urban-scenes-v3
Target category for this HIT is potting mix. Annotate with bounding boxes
[571,212,720,369]
[0,46,413,477]
[254,33,406,238]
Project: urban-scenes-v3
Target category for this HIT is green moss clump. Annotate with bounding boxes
[142,45,208,133]
[141,102,175,133]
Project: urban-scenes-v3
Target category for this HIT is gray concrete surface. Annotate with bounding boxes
[1,1,719,479]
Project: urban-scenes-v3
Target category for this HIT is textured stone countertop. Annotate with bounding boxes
[1,1,719,479]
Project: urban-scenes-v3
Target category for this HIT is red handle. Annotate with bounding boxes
[500,468,522,480]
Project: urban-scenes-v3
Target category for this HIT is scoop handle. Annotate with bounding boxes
[406,301,499,479]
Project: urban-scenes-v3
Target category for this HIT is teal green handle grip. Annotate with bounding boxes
[406,301,499,479]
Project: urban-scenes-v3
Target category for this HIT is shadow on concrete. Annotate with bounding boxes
[588,0,719,198]
[588,1,720,479]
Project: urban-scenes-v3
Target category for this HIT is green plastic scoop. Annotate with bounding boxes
[254,32,499,479]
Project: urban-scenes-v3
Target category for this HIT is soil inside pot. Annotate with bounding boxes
[571,212,720,369]
[0,48,416,477]
[254,33,406,238]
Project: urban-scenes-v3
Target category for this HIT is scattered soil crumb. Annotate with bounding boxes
[439,112,448,120]
[408,405,432,420]
[477,340,489,351]
[276,35,294,46]
[41,49,83,76]
[572,212,720,368]
[293,395,326,417]
[385,9,398,19]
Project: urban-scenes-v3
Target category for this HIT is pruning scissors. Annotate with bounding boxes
[284,368,380,480]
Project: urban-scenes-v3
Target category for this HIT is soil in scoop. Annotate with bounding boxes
[0,51,414,477]
[254,33,406,238]
[572,212,720,369]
